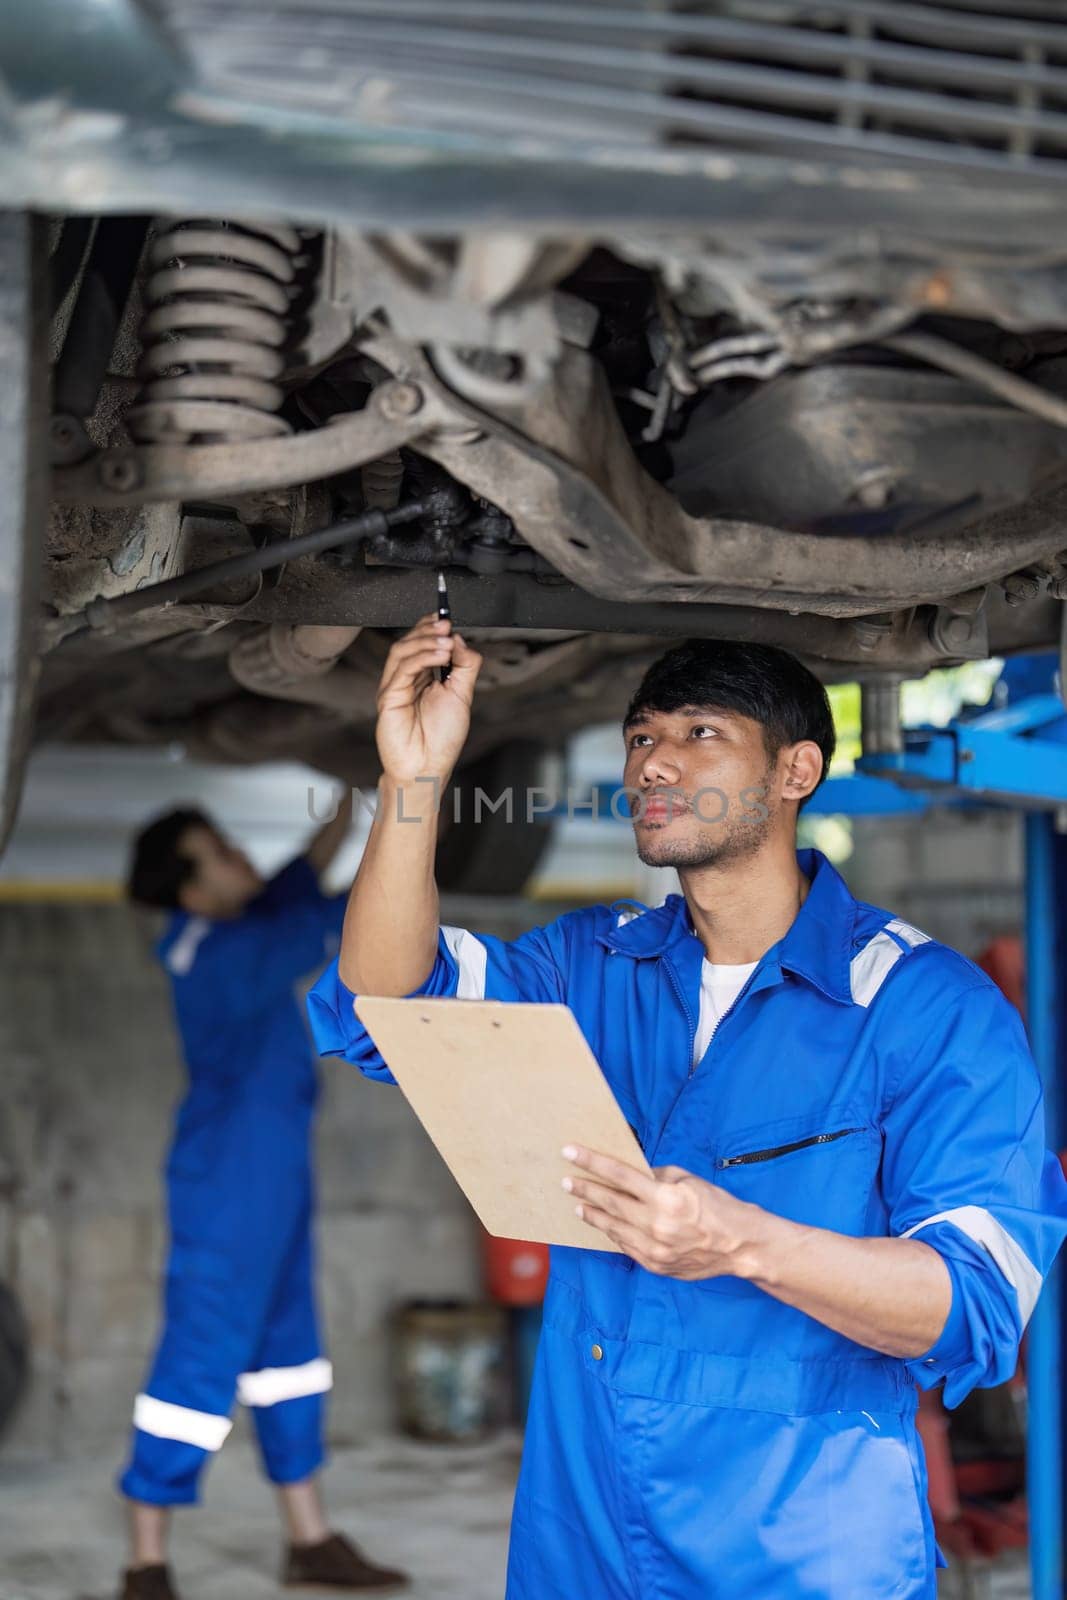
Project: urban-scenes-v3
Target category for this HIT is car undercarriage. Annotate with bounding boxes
[5,1,1067,884]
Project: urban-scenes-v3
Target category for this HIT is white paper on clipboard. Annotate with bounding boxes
[353,995,652,1250]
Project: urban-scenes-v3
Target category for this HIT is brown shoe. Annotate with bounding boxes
[283,1533,408,1592]
[118,1566,180,1600]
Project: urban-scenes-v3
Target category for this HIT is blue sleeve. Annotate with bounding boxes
[254,857,347,938]
[879,968,1067,1407]
[306,914,573,1080]
[255,857,322,910]
[196,897,346,1027]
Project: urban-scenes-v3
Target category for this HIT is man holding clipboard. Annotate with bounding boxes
[308,612,1067,1600]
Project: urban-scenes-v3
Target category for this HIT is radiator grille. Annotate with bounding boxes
[160,1,1067,180]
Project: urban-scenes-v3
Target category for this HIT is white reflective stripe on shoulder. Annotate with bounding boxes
[849,931,904,1007]
[903,1205,1043,1325]
[133,1393,232,1451]
[440,926,488,999]
[885,917,932,948]
[237,1357,333,1408]
[165,917,211,977]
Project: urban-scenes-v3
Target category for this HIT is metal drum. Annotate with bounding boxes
[391,1299,507,1442]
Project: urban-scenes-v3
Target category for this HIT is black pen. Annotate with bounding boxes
[436,571,451,683]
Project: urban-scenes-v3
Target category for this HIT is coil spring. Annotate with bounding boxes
[361,450,404,511]
[129,219,302,445]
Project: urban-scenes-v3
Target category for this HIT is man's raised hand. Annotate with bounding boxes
[375,614,482,785]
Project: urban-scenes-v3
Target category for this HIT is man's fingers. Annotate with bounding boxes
[379,618,451,673]
[575,1203,643,1254]
[439,632,482,697]
[565,1175,646,1228]
[574,1202,653,1259]
[382,635,451,672]
[563,1144,658,1200]
[448,632,481,670]
[450,630,474,653]
[382,627,451,671]
[387,615,447,652]
[380,616,476,686]
[378,641,453,702]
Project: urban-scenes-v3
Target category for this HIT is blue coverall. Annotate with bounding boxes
[121,858,344,1505]
[307,849,1067,1599]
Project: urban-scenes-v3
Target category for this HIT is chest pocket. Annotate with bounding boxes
[711,1105,880,1240]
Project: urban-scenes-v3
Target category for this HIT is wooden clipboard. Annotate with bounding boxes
[353,995,652,1249]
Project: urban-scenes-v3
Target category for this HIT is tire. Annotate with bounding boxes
[0,1280,29,1439]
[436,740,562,896]
[0,212,47,852]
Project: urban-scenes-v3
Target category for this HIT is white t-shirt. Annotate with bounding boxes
[692,959,758,1068]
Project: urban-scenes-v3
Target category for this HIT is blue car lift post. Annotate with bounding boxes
[806,677,1067,1599]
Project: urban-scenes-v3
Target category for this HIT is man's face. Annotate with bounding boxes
[176,825,263,917]
[622,705,784,869]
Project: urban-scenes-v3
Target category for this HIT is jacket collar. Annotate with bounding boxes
[599,849,856,1005]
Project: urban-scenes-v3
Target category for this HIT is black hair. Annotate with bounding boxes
[127,807,213,910]
[624,639,836,799]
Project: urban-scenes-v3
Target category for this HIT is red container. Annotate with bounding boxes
[482,1233,550,1306]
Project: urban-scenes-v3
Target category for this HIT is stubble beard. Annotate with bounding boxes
[634,790,776,870]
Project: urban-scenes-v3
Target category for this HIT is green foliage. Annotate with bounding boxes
[827,683,862,776]
[827,662,1002,777]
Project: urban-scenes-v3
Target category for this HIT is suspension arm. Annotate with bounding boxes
[50,382,432,505]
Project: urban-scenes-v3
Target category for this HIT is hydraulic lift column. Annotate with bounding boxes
[1024,814,1066,1600]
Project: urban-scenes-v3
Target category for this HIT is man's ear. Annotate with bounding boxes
[781,741,824,803]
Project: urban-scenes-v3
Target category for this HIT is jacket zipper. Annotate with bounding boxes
[635,954,699,1227]
[717,1126,862,1169]
[649,954,756,1167]
[690,969,757,1078]
[662,953,698,1078]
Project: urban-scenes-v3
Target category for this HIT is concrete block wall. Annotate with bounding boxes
[0,901,486,1462]
[845,809,1023,956]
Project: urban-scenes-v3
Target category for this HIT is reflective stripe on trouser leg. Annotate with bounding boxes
[119,1394,233,1507]
[237,1357,333,1407]
[118,1240,246,1507]
[250,1388,330,1485]
[119,1107,319,1504]
[119,1184,316,1504]
[241,1358,333,1486]
[242,1210,330,1486]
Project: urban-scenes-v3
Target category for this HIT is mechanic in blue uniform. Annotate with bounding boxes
[308,613,1067,1600]
[120,796,407,1600]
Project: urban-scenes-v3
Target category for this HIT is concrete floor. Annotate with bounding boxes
[0,1432,1033,1600]
[0,1435,521,1600]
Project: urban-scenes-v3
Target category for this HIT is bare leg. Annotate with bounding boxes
[127,1502,170,1569]
[278,1475,331,1547]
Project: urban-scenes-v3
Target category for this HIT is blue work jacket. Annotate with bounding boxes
[308,850,1067,1599]
[160,858,345,1185]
